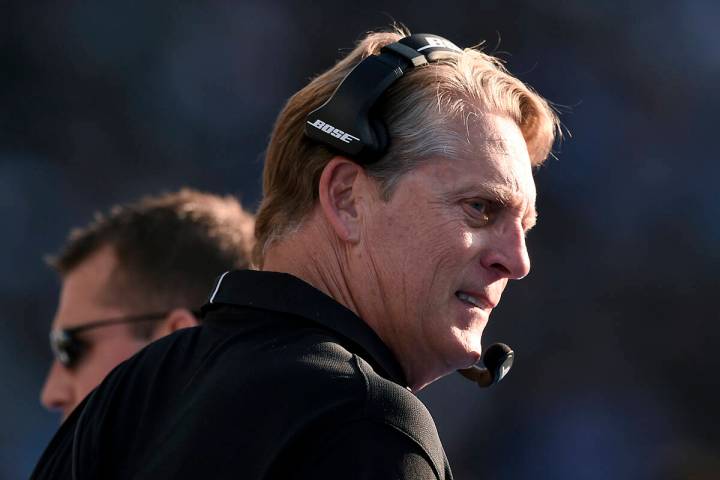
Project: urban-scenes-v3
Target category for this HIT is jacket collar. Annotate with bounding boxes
[202,270,408,387]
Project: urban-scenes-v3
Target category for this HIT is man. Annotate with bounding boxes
[40,188,255,421]
[32,29,558,479]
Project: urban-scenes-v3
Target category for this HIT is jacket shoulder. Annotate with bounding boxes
[355,356,451,479]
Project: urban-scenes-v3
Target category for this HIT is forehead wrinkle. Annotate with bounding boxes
[449,111,518,160]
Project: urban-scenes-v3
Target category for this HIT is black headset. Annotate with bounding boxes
[304,33,463,163]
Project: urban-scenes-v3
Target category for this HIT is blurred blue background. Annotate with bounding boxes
[1,1,718,478]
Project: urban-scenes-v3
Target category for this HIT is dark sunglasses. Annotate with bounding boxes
[49,312,172,369]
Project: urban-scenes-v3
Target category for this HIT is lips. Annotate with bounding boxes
[455,290,496,310]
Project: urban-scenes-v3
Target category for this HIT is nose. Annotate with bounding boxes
[40,361,73,415]
[480,220,531,280]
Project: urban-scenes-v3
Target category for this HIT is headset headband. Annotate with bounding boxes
[304,33,462,163]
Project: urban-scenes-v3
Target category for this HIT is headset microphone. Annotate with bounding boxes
[457,343,514,387]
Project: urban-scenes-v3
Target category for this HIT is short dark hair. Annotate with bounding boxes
[48,188,255,338]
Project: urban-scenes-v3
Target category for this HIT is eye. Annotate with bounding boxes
[464,199,492,226]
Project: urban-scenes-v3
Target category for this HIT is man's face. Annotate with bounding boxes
[356,114,536,389]
[40,246,149,421]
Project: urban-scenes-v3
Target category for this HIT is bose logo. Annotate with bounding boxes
[307,119,360,144]
[417,37,462,52]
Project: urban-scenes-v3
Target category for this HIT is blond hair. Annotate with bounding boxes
[254,28,559,266]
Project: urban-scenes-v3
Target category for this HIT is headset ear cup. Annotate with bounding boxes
[369,117,390,156]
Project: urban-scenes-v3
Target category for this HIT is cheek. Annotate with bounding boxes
[422,230,462,271]
[74,341,141,393]
[460,227,498,265]
[70,361,106,401]
[425,218,475,261]
[396,221,445,256]
[405,221,473,292]
[366,201,472,295]
[461,231,475,249]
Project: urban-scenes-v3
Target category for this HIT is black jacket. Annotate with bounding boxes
[31,270,453,479]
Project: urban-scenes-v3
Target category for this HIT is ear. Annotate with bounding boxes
[151,308,199,341]
[318,156,366,243]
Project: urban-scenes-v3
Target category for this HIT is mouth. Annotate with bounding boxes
[455,291,495,310]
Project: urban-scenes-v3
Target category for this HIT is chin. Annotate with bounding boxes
[463,345,482,368]
[445,328,483,369]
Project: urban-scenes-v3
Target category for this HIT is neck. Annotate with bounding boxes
[261,212,450,392]
[262,212,360,318]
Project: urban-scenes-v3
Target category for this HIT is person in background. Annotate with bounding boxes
[40,188,255,421]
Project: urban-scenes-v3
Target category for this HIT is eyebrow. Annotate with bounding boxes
[523,210,538,232]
